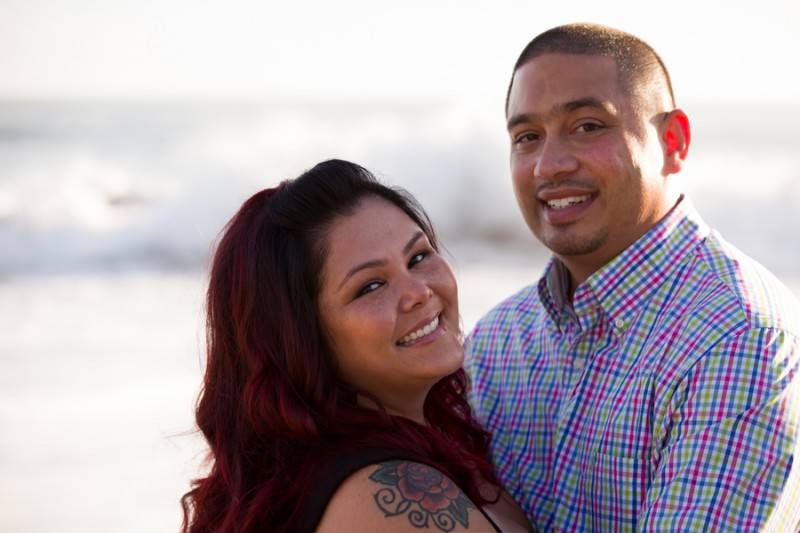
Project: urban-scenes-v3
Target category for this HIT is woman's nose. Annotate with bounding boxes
[399,276,433,312]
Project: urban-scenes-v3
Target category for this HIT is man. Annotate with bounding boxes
[466,23,800,531]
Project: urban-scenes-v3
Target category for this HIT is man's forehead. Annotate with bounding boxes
[507,54,622,122]
[511,54,620,100]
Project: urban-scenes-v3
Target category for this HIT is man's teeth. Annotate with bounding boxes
[398,315,439,345]
[546,194,591,209]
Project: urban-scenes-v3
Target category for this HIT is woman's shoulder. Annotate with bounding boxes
[316,458,497,532]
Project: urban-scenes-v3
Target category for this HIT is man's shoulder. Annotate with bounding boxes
[464,282,546,396]
[693,230,800,335]
[469,282,545,339]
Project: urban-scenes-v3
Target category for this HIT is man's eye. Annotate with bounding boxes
[576,122,604,133]
[513,132,540,144]
[356,281,383,297]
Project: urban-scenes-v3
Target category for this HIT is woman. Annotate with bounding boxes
[181,159,532,532]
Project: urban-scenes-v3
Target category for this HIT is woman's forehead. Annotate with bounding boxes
[321,198,422,276]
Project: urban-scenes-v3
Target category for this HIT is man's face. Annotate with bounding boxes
[506,53,674,283]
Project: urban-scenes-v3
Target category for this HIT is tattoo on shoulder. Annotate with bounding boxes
[368,460,475,532]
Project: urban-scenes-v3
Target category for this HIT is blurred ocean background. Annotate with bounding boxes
[1,99,799,532]
[3,101,799,275]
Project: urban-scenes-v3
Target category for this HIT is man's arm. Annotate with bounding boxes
[464,326,513,467]
[465,324,533,522]
[641,326,800,531]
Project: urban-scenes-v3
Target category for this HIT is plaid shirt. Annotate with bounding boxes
[466,199,800,531]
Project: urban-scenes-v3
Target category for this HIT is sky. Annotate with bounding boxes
[1,0,799,107]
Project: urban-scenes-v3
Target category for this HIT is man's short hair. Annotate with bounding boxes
[506,23,676,114]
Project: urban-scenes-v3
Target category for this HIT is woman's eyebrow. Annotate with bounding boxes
[402,231,424,255]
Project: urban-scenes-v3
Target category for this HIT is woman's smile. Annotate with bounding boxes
[396,313,443,346]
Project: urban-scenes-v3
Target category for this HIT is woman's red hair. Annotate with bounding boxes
[181,160,497,532]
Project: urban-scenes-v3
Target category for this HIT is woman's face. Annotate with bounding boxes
[317,196,462,420]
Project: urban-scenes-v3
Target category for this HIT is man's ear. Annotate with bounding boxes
[661,109,691,175]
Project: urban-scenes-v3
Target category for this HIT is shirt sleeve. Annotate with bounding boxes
[464,325,505,449]
[640,326,800,531]
[464,323,522,501]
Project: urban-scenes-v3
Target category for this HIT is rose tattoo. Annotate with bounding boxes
[369,460,474,531]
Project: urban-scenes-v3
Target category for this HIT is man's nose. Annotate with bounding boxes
[534,136,579,181]
[399,275,433,312]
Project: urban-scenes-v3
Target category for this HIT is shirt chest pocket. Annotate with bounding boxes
[565,450,648,531]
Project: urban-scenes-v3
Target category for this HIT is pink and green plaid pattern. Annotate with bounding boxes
[466,200,800,531]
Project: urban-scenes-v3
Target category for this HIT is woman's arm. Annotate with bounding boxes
[317,460,497,532]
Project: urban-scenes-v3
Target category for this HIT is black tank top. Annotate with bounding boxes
[296,447,502,532]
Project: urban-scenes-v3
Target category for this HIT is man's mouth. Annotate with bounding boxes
[546,194,592,210]
[397,314,440,346]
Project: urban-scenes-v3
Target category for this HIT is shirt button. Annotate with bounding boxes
[614,317,626,330]
[573,358,585,370]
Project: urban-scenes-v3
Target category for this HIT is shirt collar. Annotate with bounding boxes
[538,257,584,330]
[537,196,710,330]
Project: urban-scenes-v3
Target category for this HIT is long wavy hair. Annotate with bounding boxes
[181,159,497,532]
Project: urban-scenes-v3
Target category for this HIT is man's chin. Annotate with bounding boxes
[543,233,607,257]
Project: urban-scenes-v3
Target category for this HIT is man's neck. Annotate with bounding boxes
[561,194,685,302]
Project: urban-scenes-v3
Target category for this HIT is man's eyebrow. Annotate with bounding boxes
[337,231,425,290]
[561,97,611,113]
[506,97,615,131]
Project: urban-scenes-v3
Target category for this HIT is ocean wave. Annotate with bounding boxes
[1,101,798,276]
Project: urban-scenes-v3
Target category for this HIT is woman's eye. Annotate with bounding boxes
[409,251,429,268]
[356,281,383,297]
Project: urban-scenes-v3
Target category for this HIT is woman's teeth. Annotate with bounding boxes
[547,194,591,209]
[398,315,439,345]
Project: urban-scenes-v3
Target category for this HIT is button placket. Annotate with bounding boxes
[564,330,591,392]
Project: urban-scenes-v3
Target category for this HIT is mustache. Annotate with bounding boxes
[535,180,596,195]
